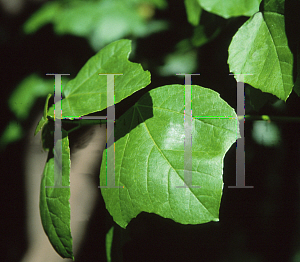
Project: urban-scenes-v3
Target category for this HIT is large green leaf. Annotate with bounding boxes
[40,129,73,259]
[197,0,261,18]
[100,84,239,228]
[47,39,150,118]
[261,0,285,15]
[228,12,294,101]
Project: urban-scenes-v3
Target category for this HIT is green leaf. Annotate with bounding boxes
[41,119,54,151]
[184,0,202,26]
[191,21,222,47]
[159,39,198,76]
[47,39,150,119]
[8,74,54,121]
[126,0,168,9]
[228,12,294,101]
[246,84,277,112]
[34,94,52,136]
[105,226,114,262]
[23,1,60,34]
[23,0,167,50]
[252,120,281,147]
[0,121,23,151]
[197,0,262,19]
[40,129,73,259]
[293,44,300,97]
[261,0,285,15]
[100,84,239,228]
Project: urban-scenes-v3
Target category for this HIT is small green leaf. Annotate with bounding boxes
[100,84,239,228]
[159,49,198,76]
[0,121,23,151]
[34,93,52,136]
[105,227,114,262]
[184,0,202,26]
[197,0,262,19]
[191,24,221,47]
[47,39,150,118]
[252,120,281,147]
[228,12,294,101]
[41,119,54,151]
[23,1,60,34]
[40,129,73,259]
[9,74,54,121]
[34,116,47,137]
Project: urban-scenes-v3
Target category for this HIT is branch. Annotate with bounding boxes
[239,115,300,122]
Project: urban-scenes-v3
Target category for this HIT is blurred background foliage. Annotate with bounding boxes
[1,0,300,261]
[1,0,261,151]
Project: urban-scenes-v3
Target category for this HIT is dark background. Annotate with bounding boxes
[1,0,300,261]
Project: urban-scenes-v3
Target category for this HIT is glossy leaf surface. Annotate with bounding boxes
[47,39,150,119]
[197,0,261,18]
[100,84,239,228]
[228,12,293,101]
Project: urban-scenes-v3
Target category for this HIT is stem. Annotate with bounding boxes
[62,119,107,126]
[64,119,107,135]
[66,125,82,134]
[239,115,300,122]
[53,114,300,136]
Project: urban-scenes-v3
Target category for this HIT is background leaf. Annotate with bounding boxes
[23,0,167,51]
[245,84,278,112]
[184,0,202,26]
[39,129,73,259]
[158,39,198,76]
[47,39,151,119]
[105,226,114,262]
[8,74,54,121]
[228,12,294,101]
[100,84,239,228]
[197,0,262,19]
[0,121,23,151]
[190,10,224,47]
